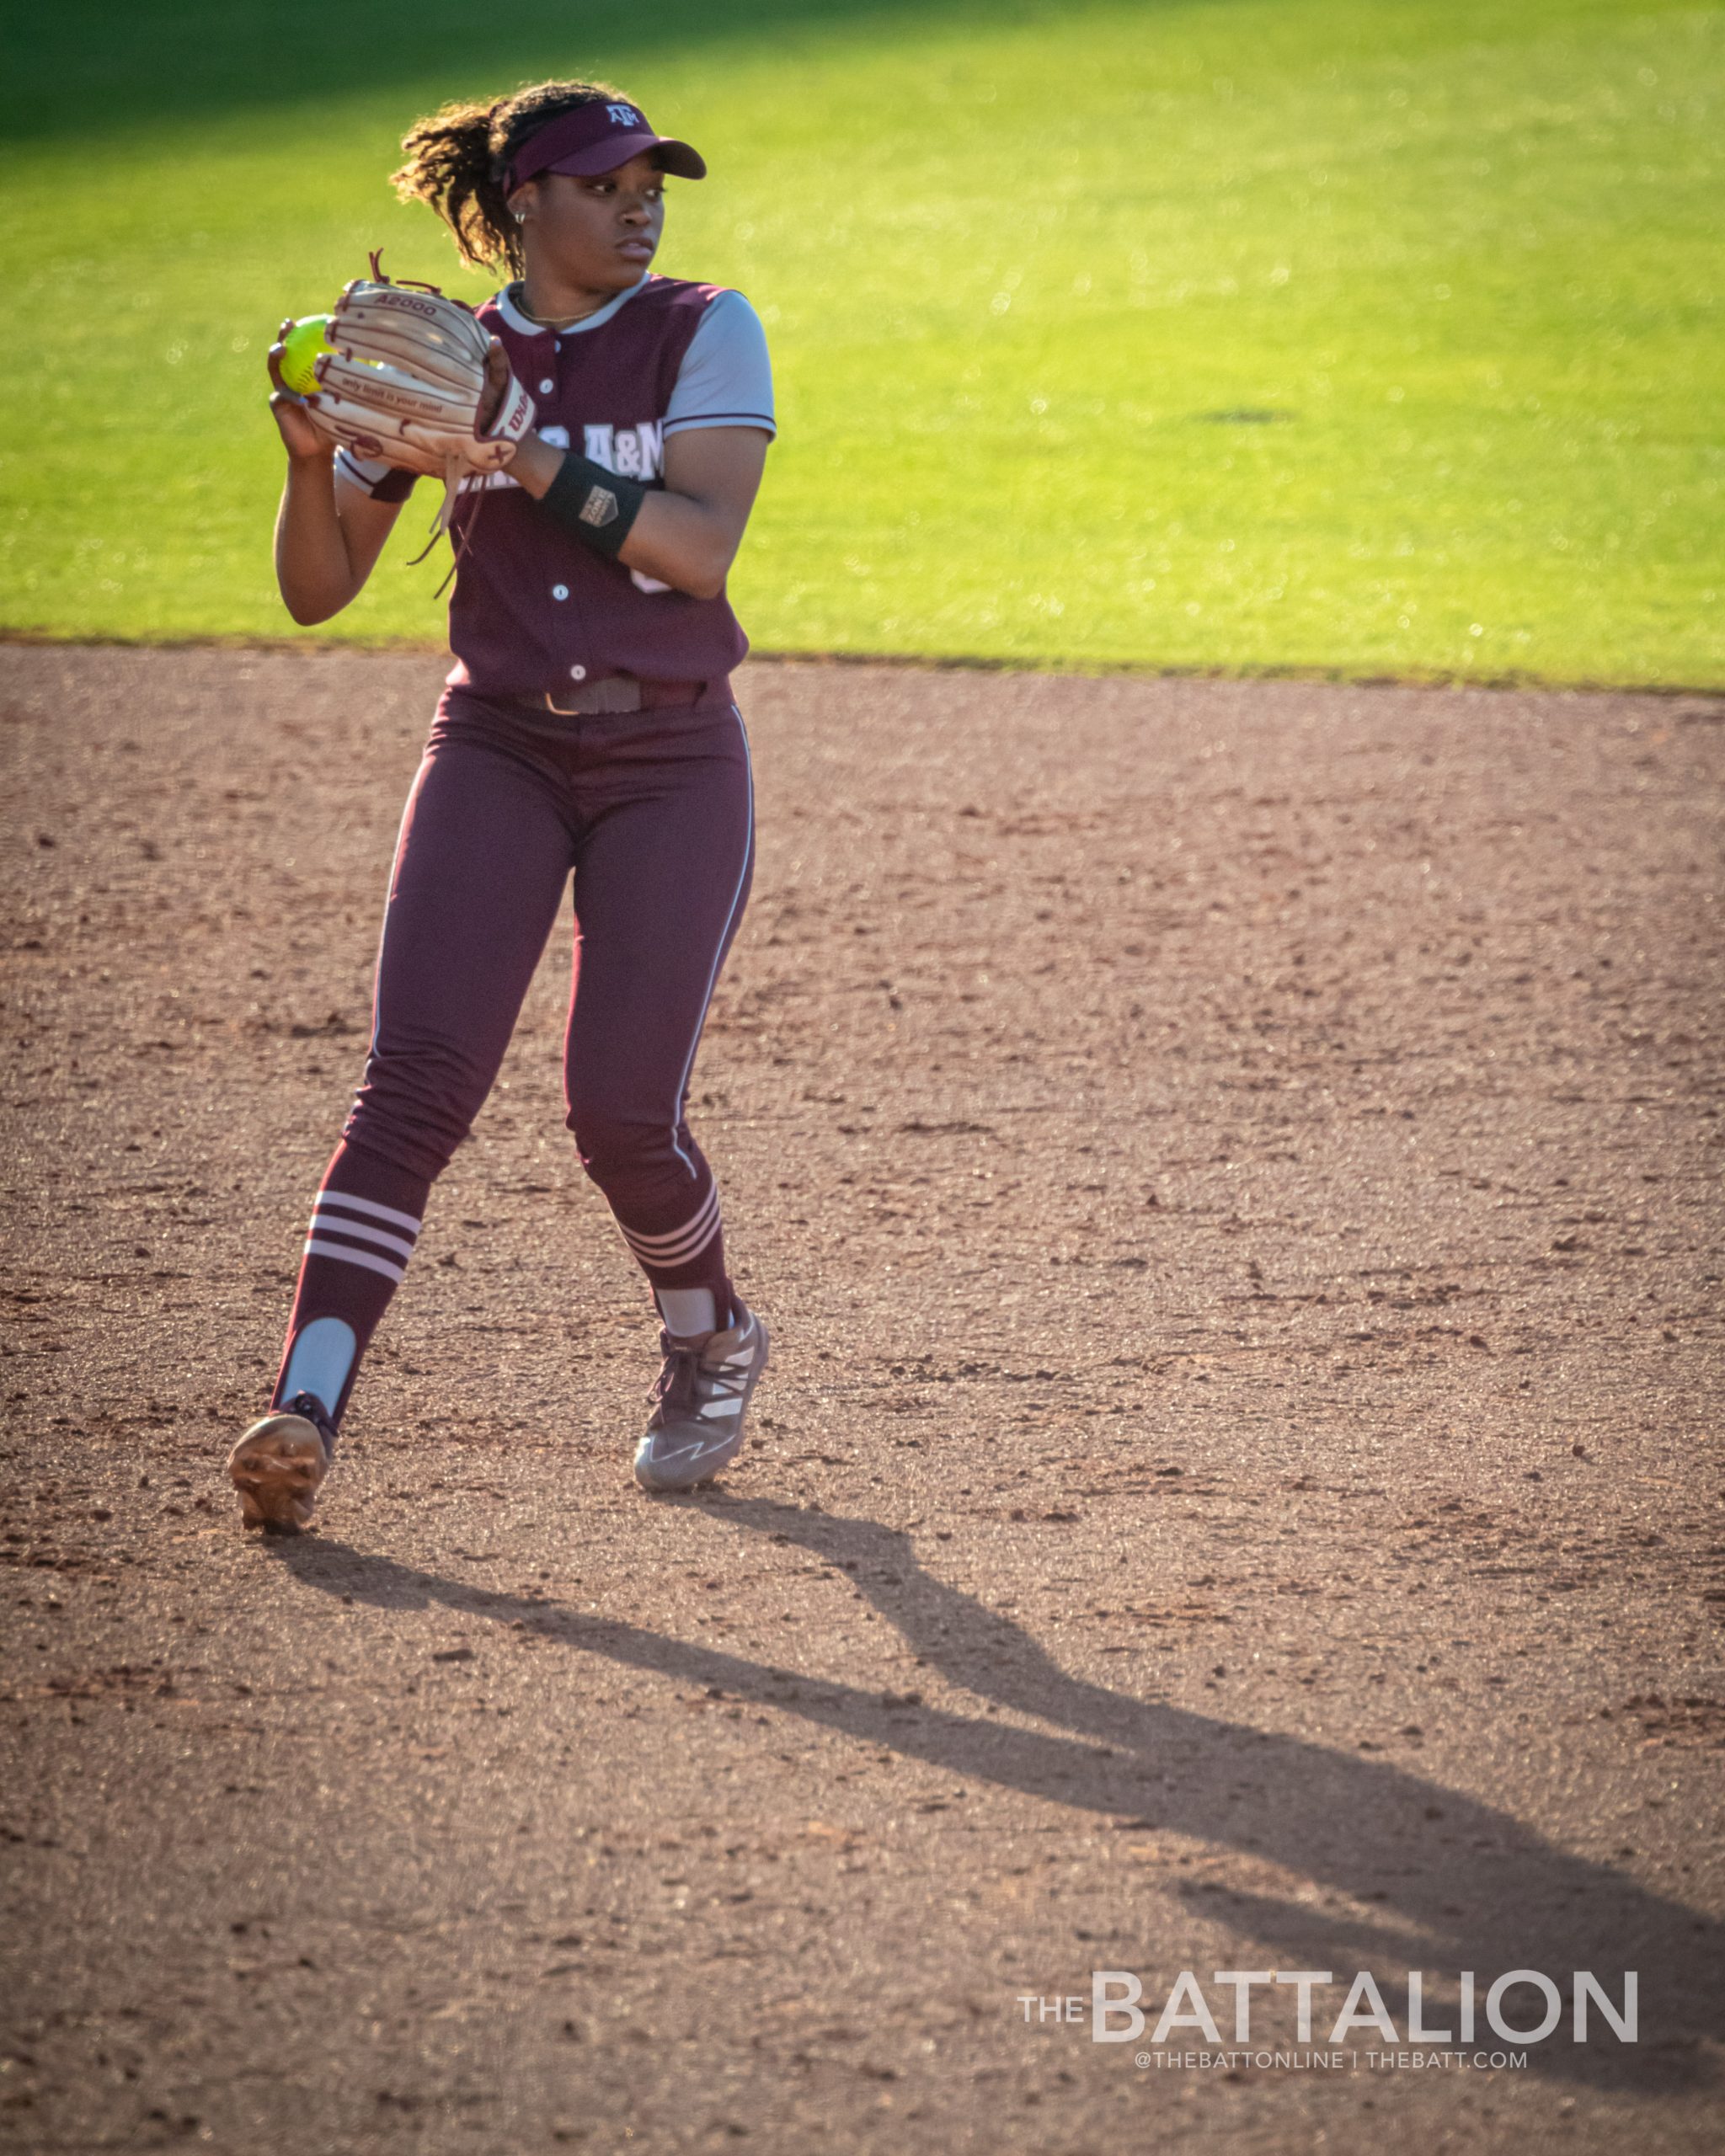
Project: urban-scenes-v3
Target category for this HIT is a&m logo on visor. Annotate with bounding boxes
[606,104,642,128]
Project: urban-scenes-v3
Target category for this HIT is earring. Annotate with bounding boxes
[513,209,526,224]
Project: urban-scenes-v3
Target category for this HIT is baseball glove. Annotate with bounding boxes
[304,254,535,528]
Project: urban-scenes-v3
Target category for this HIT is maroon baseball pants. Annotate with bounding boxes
[270,687,754,1425]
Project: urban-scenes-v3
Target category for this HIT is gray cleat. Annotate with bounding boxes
[633,1305,770,1492]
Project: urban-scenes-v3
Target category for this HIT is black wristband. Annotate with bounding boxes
[538,451,648,559]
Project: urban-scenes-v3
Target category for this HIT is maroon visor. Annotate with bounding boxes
[504,101,707,194]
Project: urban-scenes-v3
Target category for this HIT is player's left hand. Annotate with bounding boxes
[476,339,514,437]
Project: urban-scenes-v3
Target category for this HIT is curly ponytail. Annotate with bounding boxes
[392,78,632,275]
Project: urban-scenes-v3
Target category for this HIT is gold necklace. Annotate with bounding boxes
[510,280,602,331]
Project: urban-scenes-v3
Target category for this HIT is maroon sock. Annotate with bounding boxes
[611,1173,736,1334]
[270,1142,430,1427]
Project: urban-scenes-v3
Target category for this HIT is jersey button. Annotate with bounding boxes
[551,584,569,601]
[569,664,587,681]
[539,377,556,395]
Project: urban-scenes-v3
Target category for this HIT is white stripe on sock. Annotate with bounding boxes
[308,1208,417,1262]
[622,1220,721,1267]
[619,1186,718,1252]
[619,1198,722,1267]
[316,1189,424,1235]
[303,1236,406,1283]
[623,1223,722,1270]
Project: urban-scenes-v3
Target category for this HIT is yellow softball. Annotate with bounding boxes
[279,314,338,397]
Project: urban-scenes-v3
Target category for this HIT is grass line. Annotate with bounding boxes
[5,627,1716,699]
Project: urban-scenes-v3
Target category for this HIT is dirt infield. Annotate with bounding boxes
[3,645,1722,2153]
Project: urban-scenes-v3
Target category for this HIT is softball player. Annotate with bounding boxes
[229,80,775,1530]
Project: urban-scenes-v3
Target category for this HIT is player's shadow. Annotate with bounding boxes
[276,1500,1721,2093]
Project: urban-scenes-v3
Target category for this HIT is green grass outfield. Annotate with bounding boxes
[2,0,1720,686]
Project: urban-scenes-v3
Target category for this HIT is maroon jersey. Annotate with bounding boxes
[368,276,759,698]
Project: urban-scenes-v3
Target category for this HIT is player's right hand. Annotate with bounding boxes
[267,322,335,462]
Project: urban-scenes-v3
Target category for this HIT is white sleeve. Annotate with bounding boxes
[663,290,776,439]
[334,447,418,501]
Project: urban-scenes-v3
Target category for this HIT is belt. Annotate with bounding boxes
[526,675,706,718]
